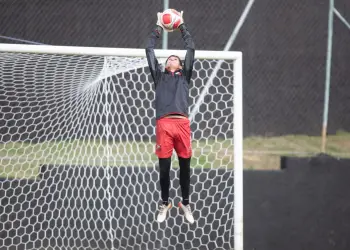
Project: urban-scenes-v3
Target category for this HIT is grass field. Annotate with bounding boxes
[1,132,350,179]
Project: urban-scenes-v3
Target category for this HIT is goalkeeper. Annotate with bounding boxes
[145,10,195,224]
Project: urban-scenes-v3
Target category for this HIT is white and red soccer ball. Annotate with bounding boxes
[160,9,182,31]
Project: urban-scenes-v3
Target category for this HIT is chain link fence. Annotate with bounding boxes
[0,0,350,169]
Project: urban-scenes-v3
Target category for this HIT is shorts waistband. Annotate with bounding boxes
[157,117,189,123]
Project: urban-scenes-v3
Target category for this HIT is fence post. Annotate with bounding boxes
[162,0,169,50]
[322,0,334,153]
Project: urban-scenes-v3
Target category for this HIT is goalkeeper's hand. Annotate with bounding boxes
[156,12,164,29]
[175,10,184,30]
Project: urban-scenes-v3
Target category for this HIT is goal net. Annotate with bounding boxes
[0,44,243,250]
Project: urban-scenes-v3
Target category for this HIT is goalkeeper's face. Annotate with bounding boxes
[166,56,182,72]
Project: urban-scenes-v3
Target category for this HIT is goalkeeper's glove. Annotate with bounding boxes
[156,12,165,29]
[175,10,184,30]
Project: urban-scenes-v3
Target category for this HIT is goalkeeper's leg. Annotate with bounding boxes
[155,119,174,223]
[178,157,194,224]
[179,157,191,205]
[173,119,194,224]
[159,157,171,205]
[157,158,172,222]
[157,157,172,223]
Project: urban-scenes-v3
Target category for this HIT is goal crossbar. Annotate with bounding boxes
[0,43,242,60]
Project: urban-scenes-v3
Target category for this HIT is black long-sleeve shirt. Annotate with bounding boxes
[145,24,195,120]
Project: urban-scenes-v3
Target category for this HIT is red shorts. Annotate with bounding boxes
[155,117,192,158]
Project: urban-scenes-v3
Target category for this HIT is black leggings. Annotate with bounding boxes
[159,157,191,204]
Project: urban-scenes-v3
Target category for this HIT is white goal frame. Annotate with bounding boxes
[0,43,243,250]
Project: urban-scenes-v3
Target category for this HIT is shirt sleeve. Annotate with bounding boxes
[179,24,195,84]
[145,26,163,87]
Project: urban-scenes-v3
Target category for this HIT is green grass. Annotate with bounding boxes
[243,132,350,170]
[1,132,350,179]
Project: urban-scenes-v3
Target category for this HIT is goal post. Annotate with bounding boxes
[0,43,243,250]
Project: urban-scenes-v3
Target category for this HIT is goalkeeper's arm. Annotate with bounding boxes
[178,20,195,83]
[145,25,163,87]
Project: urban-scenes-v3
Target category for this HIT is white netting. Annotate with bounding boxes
[0,51,236,250]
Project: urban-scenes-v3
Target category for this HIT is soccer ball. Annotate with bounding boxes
[161,9,182,31]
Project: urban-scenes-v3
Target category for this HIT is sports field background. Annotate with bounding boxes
[1,132,350,179]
